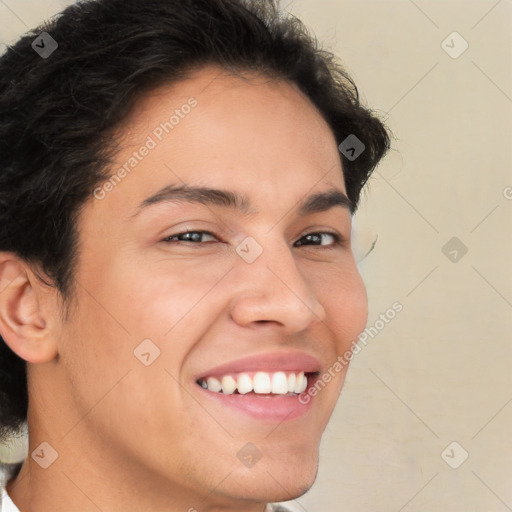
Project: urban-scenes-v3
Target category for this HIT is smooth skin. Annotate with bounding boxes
[0,65,368,512]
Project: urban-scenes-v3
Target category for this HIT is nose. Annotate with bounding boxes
[229,238,327,334]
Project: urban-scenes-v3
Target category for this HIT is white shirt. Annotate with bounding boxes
[1,488,20,512]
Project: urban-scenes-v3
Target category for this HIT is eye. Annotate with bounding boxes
[162,230,218,244]
[161,230,345,248]
[294,231,344,249]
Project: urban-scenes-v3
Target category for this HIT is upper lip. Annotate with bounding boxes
[195,350,321,380]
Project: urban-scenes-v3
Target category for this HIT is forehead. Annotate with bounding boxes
[94,65,347,220]
[123,65,332,134]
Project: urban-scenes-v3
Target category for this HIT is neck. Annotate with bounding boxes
[6,436,269,512]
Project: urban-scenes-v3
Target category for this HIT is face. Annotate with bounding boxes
[45,66,368,507]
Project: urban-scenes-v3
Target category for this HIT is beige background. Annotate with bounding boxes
[1,1,511,511]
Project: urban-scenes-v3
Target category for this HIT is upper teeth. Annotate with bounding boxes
[198,371,308,395]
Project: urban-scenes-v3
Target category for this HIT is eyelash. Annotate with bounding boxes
[161,230,345,249]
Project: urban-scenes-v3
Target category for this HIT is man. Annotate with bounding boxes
[0,0,390,510]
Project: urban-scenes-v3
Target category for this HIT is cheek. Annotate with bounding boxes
[314,262,368,353]
[85,252,231,343]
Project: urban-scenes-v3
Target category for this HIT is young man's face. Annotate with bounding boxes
[28,66,368,508]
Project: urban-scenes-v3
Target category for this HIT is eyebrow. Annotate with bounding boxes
[129,184,354,219]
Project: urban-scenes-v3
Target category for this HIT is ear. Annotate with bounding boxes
[0,252,58,363]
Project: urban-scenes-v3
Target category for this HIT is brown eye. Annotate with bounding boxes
[294,232,343,248]
[162,231,218,243]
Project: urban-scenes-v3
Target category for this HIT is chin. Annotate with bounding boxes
[225,450,319,503]
[266,470,317,502]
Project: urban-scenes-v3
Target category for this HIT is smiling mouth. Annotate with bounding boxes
[196,370,319,396]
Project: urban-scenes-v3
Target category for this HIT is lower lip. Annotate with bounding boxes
[196,377,317,422]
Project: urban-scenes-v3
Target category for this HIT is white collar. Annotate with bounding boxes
[1,488,20,512]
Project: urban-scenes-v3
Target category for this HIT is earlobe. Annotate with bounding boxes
[0,252,58,364]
